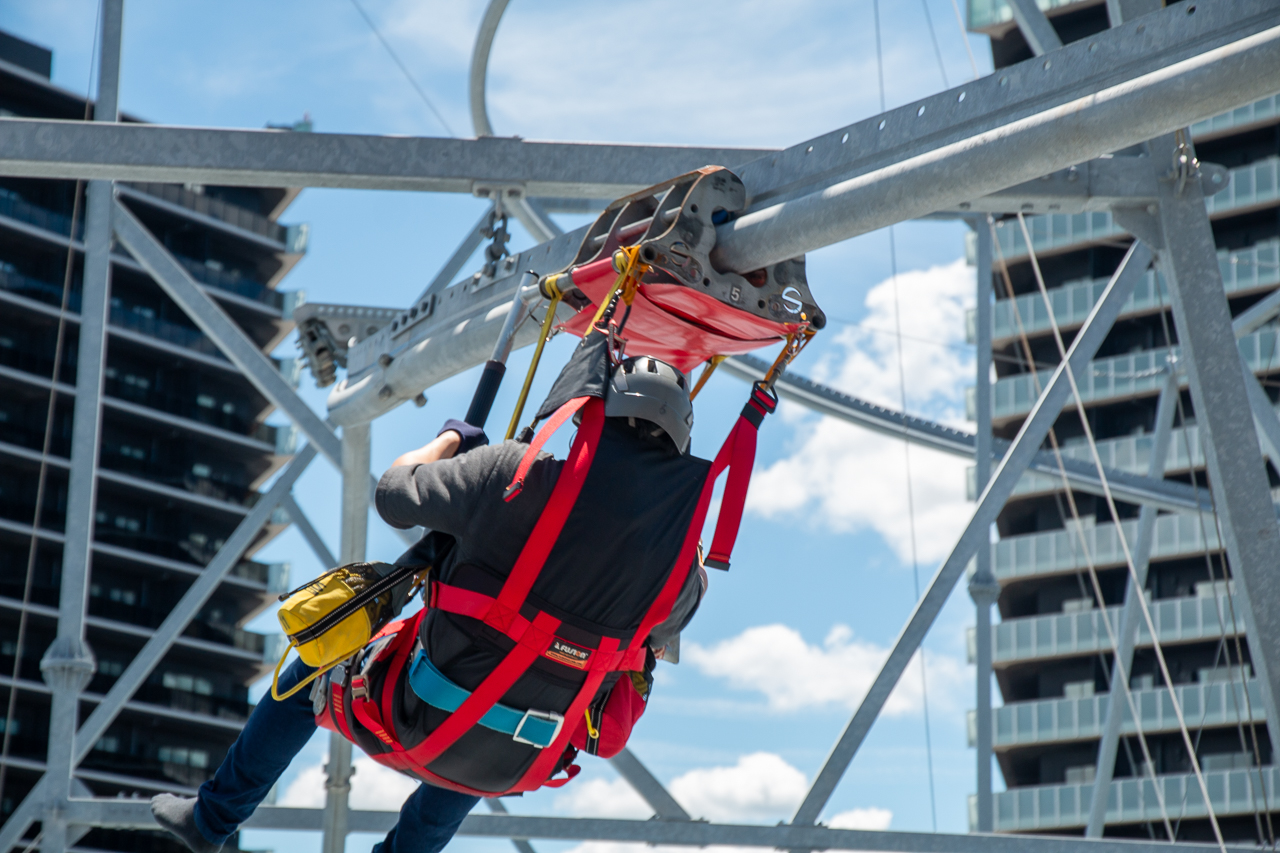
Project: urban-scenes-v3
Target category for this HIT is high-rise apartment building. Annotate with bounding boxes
[965,1,1280,842]
[0,30,306,852]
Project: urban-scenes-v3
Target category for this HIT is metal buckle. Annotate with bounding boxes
[512,708,564,748]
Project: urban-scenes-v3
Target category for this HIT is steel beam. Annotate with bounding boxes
[609,748,691,821]
[329,1,1280,427]
[1084,372,1180,836]
[731,0,1280,211]
[1151,134,1280,772]
[486,798,539,853]
[719,356,1211,514]
[0,118,774,198]
[0,444,319,853]
[61,798,1253,853]
[281,494,337,569]
[713,13,1280,271]
[1006,0,1064,55]
[111,200,342,466]
[322,424,370,853]
[789,242,1153,827]
[39,4,123,849]
[967,220,997,833]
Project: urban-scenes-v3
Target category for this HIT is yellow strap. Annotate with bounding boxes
[583,707,601,740]
[270,640,338,701]
[584,246,647,337]
[506,285,564,440]
[689,355,726,401]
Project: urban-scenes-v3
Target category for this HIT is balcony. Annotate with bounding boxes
[124,182,291,246]
[990,512,1223,583]
[966,679,1264,749]
[991,157,1280,262]
[965,239,1280,347]
[0,191,290,313]
[965,416,1227,501]
[0,186,79,238]
[966,0,1082,31]
[971,325,1280,422]
[972,766,1280,831]
[174,254,286,312]
[971,593,1242,666]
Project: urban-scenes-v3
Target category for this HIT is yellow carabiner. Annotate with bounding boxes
[583,707,601,740]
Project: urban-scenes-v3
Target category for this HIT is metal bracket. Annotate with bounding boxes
[293,302,400,388]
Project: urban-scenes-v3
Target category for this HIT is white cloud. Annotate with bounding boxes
[684,623,965,716]
[555,776,652,820]
[829,807,894,830]
[279,755,420,811]
[558,753,807,824]
[747,259,975,564]
[377,0,950,147]
[670,752,809,822]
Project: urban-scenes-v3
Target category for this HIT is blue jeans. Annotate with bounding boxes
[195,658,481,853]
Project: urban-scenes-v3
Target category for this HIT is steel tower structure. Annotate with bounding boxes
[6,1,1280,852]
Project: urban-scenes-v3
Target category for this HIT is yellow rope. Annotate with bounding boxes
[689,355,726,401]
[506,277,564,440]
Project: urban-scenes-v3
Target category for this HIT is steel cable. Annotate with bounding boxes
[991,216,1175,840]
[871,0,937,829]
[1151,286,1276,846]
[0,6,99,809]
[1017,213,1225,851]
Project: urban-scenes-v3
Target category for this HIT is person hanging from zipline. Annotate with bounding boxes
[151,334,778,853]
[151,167,817,853]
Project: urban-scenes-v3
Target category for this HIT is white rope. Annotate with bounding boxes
[872,0,938,829]
[991,218,1174,840]
[1017,213,1227,851]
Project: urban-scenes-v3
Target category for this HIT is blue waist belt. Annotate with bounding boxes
[407,650,564,749]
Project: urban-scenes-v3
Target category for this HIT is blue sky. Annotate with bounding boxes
[1,2,999,850]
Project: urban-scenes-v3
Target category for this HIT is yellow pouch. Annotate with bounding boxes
[271,561,425,701]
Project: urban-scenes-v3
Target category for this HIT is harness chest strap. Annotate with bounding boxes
[392,397,606,770]
[509,386,776,792]
[429,581,646,672]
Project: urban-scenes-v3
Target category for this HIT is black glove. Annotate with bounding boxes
[439,419,489,455]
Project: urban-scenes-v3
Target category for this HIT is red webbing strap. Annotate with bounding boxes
[504,396,592,502]
[489,398,605,631]
[432,581,645,672]
[329,679,354,742]
[704,384,776,570]
[398,610,562,767]
[511,636,620,792]
[393,400,604,771]
[433,582,532,638]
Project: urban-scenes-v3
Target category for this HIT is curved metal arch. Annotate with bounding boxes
[469,0,511,138]
[468,0,564,242]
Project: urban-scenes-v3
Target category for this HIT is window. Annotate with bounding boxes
[158,746,209,768]
[191,463,212,478]
[196,394,216,408]
[163,672,213,696]
[96,736,120,753]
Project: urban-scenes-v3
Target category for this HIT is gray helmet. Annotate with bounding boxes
[604,356,694,453]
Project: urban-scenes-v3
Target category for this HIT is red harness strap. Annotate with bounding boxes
[394,398,606,770]
[431,581,646,672]
[704,383,777,570]
[507,387,776,792]
[504,396,591,502]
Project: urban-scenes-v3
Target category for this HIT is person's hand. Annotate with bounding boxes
[438,419,489,454]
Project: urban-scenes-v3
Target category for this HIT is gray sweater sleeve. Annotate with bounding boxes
[375,444,510,534]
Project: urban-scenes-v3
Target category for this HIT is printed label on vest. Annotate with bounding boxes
[545,639,593,669]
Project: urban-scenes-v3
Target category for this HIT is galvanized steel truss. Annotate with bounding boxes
[5,1,1280,852]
